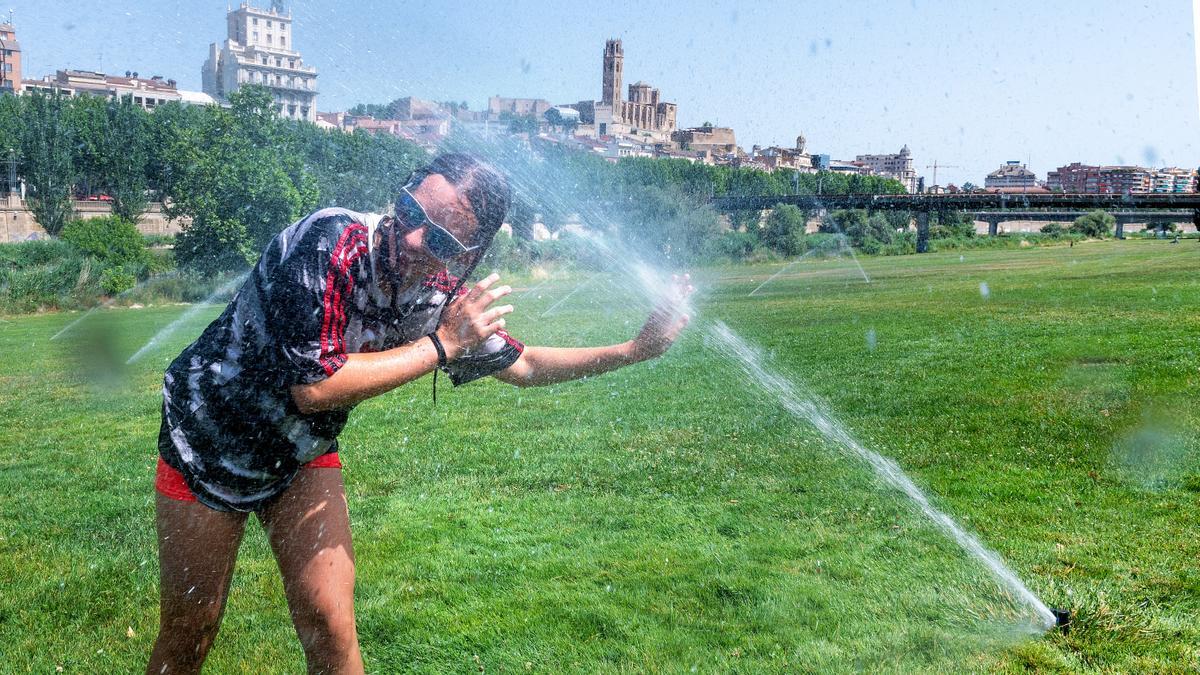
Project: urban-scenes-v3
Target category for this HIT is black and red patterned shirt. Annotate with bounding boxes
[159,207,524,511]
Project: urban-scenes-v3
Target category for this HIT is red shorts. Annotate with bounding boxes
[154,453,342,502]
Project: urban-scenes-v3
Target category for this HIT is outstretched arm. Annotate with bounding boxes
[494,275,692,387]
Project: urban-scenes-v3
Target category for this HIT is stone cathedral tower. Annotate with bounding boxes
[601,39,623,106]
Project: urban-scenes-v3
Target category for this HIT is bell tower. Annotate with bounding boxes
[601,39,623,107]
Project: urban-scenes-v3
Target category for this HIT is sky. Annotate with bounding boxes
[12,0,1200,186]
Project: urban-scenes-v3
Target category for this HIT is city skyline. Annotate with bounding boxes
[10,0,1199,186]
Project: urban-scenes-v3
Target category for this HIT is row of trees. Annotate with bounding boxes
[8,85,911,272]
[2,87,425,272]
[481,141,908,263]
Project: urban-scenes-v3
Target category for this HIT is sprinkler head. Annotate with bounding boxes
[1051,608,1072,632]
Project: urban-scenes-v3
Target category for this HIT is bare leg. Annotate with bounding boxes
[147,494,248,675]
[259,468,362,675]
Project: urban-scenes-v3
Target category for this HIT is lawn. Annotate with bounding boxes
[1,239,1197,672]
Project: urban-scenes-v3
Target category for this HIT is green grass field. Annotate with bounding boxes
[1,240,1198,672]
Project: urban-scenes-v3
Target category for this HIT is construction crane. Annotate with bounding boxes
[924,160,962,189]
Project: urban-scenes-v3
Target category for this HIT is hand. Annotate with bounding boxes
[629,273,693,362]
[436,273,513,360]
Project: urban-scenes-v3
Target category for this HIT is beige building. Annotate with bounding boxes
[202,2,318,122]
[855,145,918,192]
[21,69,214,111]
[984,161,1038,189]
[488,96,551,118]
[0,23,21,94]
[592,40,677,140]
[750,135,815,172]
[671,126,738,156]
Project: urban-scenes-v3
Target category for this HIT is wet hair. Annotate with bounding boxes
[403,153,511,248]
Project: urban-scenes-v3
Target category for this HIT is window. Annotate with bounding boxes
[281,37,286,47]
[289,60,295,69]
[253,31,258,41]
[267,20,272,28]
[135,96,143,104]
[275,57,282,67]
[267,34,272,44]
[252,17,258,25]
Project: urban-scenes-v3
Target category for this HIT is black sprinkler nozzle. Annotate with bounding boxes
[1051,608,1072,631]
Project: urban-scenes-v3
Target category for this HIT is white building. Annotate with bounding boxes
[855,145,919,193]
[202,2,318,122]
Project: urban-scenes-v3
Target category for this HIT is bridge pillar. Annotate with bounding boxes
[1114,217,1125,240]
[916,211,930,253]
[987,218,999,237]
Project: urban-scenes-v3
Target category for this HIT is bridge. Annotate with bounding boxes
[967,211,1191,237]
[708,193,1200,252]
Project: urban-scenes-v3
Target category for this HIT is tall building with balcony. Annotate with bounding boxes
[1152,167,1196,193]
[0,23,22,94]
[1046,162,1100,192]
[1096,166,1152,194]
[1048,163,1191,194]
[202,2,318,121]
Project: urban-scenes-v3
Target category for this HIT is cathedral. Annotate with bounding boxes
[588,40,677,140]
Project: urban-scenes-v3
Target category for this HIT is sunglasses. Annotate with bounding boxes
[396,184,480,263]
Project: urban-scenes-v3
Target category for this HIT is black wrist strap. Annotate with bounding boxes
[427,333,447,406]
[427,332,447,368]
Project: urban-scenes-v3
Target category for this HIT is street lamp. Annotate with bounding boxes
[6,148,15,198]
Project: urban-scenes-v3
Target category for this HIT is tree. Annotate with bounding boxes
[507,114,539,134]
[543,108,578,135]
[762,204,808,255]
[165,86,317,273]
[20,91,75,236]
[289,121,423,212]
[65,93,108,198]
[102,97,151,222]
[1070,210,1115,238]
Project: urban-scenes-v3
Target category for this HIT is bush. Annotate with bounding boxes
[99,267,137,295]
[0,241,94,312]
[0,239,77,268]
[1040,222,1066,237]
[762,204,808,256]
[61,215,150,267]
[712,230,764,262]
[1071,210,1115,238]
[804,232,848,256]
[879,231,917,256]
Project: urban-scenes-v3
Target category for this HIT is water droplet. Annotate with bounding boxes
[979,282,990,299]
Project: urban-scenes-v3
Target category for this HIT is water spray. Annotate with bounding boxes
[438,121,1055,635]
[126,271,249,365]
